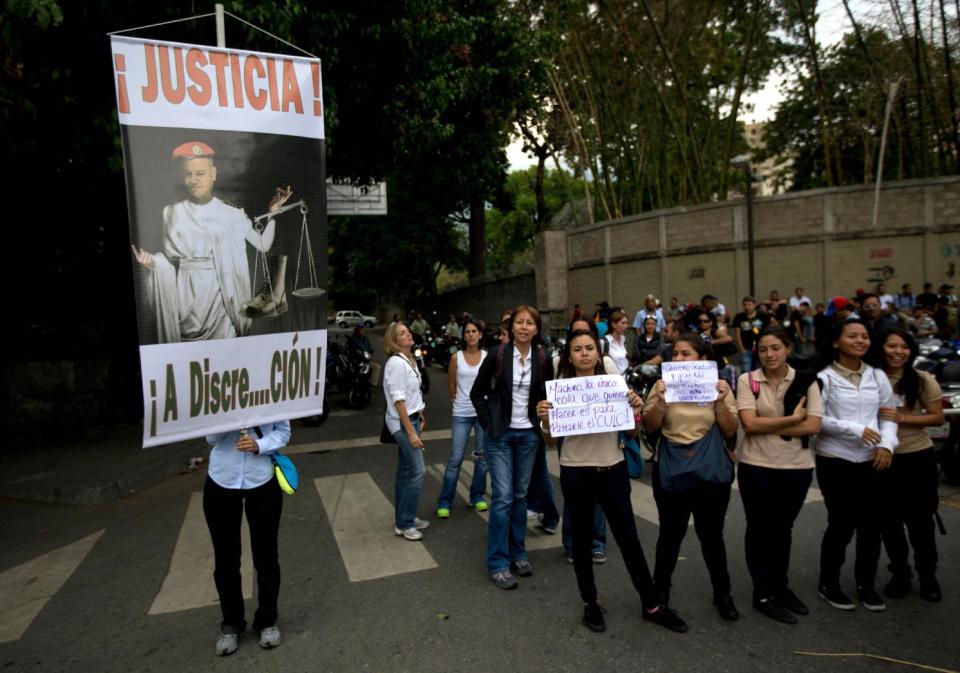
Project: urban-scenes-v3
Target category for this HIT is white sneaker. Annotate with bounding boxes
[215,632,238,656]
[394,526,423,540]
[526,509,538,520]
[414,517,430,530]
[259,625,282,649]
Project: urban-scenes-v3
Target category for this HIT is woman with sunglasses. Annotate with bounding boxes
[471,305,553,590]
[643,333,740,623]
[878,328,944,602]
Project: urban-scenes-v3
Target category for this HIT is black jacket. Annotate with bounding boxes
[470,342,553,439]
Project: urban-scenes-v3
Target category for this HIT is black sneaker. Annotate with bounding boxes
[777,588,809,616]
[714,594,739,621]
[643,605,688,633]
[919,577,942,603]
[856,586,887,612]
[818,585,856,610]
[883,575,912,599]
[583,603,606,632]
[753,597,798,625]
[511,559,533,577]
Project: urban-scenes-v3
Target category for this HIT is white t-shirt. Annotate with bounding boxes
[789,295,812,309]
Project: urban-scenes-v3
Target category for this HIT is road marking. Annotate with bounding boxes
[315,473,438,582]
[286,429,453,455]
[458,461,563,549]
[149,492,253,615]
[0,529,104,642]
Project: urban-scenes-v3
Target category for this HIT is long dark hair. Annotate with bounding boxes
[558,329,606,379]
[815,318,871,372]
[881,328,921,408]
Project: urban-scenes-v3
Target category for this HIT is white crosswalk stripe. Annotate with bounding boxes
[0,529,104,642]
[149,491,253,615]
[315,473,438,582]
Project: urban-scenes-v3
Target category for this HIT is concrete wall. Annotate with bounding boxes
[438,176,960,325]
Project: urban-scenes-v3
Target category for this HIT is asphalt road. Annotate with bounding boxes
[1,331,958,673]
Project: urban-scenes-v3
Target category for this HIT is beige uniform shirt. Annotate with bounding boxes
[736,367,824,469]
[646,383,738,445]
[888,369,941,454]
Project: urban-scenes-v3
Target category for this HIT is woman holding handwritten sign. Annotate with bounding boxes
[537,330,688,634]
[736,326,823,624]
[643,333,741,623]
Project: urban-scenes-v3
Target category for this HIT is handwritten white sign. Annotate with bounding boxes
[662,361,718,404]
[545,375,635,438]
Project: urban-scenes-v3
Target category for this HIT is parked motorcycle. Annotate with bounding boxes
[326,340,373,409]
[437,334,460,370]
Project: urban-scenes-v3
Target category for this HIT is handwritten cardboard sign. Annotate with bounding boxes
[662,361,718,404]
[545,375,635,438]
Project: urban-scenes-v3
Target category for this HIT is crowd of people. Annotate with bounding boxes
[201,280,950,655]
[381,281,948,636]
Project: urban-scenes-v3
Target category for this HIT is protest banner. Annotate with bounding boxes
[661,361,718,404]
[545,375,635,438]
[110,36,327,447]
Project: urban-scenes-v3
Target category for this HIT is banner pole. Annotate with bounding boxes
[215,4,226,47]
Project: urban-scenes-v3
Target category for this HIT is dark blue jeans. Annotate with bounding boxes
[527,441,560,527]
[437,416,488,509]
[486,428,541,572]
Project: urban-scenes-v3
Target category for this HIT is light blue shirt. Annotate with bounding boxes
[632,307,665,332]
[206,421,291,490]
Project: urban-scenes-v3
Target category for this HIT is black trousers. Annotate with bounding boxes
[816,455,883,589]
[881,449,940,580]
[560,461,659,608]
[203,476,283,633]
[651,464,732,601]
[737,462,812,600]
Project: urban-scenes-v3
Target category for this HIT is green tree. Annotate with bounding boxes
[485,167,585,271]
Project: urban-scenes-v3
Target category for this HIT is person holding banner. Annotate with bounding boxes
[383,322,430,541]
[436,319,489,517]
[203,420,291,656]
[814,318,898,612]
[643,333,741,623]
[736,327,823,624]
[537,329,688,633]
[130,141,292,343]
[470,306,553,590]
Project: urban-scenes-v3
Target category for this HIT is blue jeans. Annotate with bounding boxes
[740,350,759,373]
[485,428,541,572]
[562,501,606,555]
[437,416,488,509]
[393,418,425,530]
[527,442,560,527]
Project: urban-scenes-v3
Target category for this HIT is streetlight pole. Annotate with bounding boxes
[731,155,755,298]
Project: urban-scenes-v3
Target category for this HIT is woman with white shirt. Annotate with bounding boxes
[383,322,430,541]
[604,310,630,375]
[815,318,898,612]
[470,305,553,590]
[203,420,291,655]
[436,319,488,517]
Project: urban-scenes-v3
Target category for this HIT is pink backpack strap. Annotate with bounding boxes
[748,371,760,399]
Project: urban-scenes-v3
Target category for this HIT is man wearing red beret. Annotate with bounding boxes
[131,142,292,342]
